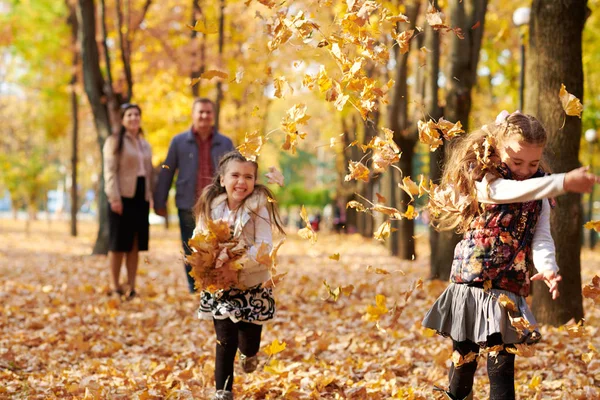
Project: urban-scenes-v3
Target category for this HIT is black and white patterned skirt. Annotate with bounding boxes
[198,285,275,324]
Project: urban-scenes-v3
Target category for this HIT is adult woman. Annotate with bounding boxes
[103,103,153,299]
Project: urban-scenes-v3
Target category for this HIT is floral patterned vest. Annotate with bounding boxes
[450,165,544,296]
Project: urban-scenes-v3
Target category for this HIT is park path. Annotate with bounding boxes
[0,219,598,399]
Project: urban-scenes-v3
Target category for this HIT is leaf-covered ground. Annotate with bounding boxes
[1,220,599,399]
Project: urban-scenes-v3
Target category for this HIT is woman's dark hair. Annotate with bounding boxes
[194,150,286,235]
[114,103,142,155]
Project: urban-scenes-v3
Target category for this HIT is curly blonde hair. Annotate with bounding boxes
[431,112,548,233]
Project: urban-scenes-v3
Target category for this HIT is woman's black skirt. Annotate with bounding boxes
[108,177,149,252]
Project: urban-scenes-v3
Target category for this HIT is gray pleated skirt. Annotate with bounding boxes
[422,283,540,346]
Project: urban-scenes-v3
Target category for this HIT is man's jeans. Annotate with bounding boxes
[178,208,197,293]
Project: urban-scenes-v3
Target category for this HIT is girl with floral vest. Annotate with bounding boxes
[423,111,600,400]
[193,151,285,400]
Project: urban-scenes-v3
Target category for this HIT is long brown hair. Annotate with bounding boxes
[114,103,142,155]
[194,150,286,235]
[431,112,549,233]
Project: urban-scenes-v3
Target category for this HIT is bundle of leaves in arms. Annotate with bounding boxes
[187,219,247,292]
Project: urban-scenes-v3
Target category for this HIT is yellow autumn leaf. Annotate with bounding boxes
[425,3,445,28]
[373,220,394,242]
[263,358,286,374]
[506,343,535,357]
[186,20,218,34]
[274,76,293,98]
[264,339,286,356]
[451,350,477,367]
[372,204,402,219]
[582,275,600,304]
[584,220,600,232]
[403,205,418,220]
[317,65,333,93]
[394,29,414,54]
[346,200,367,213]
[344,161,370,182]
[364,294,388,322]
[200,69,229,80]
[399,176,420,200]
[417,119,443,151]
[329,253,340,261]
[323,280,341,301]
[300,205,310,225]
[559,83,583,118]
[237,130,263,162]
[298,227,317,244]
[528,374,542,390]
[497,294,517,312]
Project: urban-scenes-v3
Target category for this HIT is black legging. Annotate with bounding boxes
[449,333,516,400]
[213,318,263,391]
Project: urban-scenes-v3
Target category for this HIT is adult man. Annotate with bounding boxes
[154,98,234,293]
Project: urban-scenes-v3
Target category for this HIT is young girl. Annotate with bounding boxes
[423,111,599,400]
[193,151,285,400]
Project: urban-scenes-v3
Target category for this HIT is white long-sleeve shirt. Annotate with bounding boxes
[475,173,566,274]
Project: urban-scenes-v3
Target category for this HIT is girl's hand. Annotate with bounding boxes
[564,166,600,193]
[531,271,562,300]
[110,200,123,215]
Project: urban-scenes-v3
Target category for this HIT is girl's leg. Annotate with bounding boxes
[238,322,263,373]
[213,318,239,391]
[448,339,480,399]
[109,251,125,293]
[487,333,515,400]
[238,322,263,357]
[125,235,139,296]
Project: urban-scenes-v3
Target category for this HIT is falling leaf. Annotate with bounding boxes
[366,265,390,275]
[346,200,367,213]
[425,3,445,28]
[564,320,588,338]
[559,83,583,118]
[497,294,517,312]
[506,343,535,357]
[528,374,542,390]
[582,275,600,304]
[451,350,477,367]
[186,19,218,34]
[417,119,443,151]
[274,76,294,98]
[403,205,418,220]
[323,280,342,301]
[237,130,263,162]
[399,176,420,200]
[372,204,402,219]
[394,29,415,54]
[200,69,229,80]
[344,161,370,182]
[364,294,388,322]
[375,193,386,203]
[329,253,340,261]
[265,166,284,187]
[235,69,244,83]
[373,220,394,242]
[584,220,600,232]
[264,339,287,356]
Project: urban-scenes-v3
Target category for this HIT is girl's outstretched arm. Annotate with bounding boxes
[531,199,561,300]
[476,166,600,204]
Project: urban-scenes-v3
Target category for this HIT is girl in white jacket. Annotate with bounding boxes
[193,151,285,400]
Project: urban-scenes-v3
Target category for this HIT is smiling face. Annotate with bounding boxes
[220,160,257,209]
[122,107,141,134]
[497,136,544,180]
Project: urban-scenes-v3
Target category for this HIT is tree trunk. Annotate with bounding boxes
[424,0,445,277]
[386,2,420,259]
[77,0,112,254]
[214,0,225,131]
[68,2,79,237]
[431,0,488,279]
[525,0,587,325]
[190,0,204,97]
